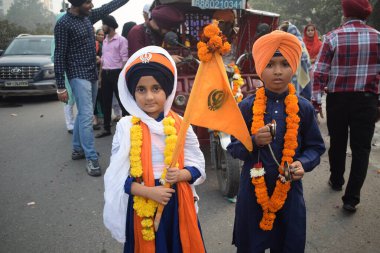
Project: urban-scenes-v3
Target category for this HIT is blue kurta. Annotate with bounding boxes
[123,113,204,253]
[227,89,325,253]
[124,180,205,253]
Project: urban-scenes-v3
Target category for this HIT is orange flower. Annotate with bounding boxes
[198,46,212,62]
[197,23,231,63]
[221,42,231,54]
[250,84,299,231]
[197,41,207,50]
[203,24,220,38]
[208,35,223,49]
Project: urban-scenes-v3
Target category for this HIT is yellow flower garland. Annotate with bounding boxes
[250,84,300,231]
[129,116,178,240]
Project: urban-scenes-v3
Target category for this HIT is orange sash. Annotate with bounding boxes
[133,111,205,253]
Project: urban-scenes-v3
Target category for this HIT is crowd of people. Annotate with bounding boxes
[52,0,379,252]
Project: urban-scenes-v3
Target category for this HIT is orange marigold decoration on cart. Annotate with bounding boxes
[250,84,300,231]
[229,63,244,103]
[197,21,231,62]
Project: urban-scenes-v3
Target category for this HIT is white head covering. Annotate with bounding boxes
[143,2,152,19]
[118,45,177,135]
[143,2,152,13]
[104,46,205,243]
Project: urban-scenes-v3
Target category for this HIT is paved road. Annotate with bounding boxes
[0,97,379,253]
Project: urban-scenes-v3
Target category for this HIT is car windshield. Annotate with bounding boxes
[4,38,52,56]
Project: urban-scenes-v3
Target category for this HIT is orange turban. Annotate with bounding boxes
[252,30,302,78]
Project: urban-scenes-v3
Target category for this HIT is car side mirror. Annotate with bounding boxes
[0,50,4,56]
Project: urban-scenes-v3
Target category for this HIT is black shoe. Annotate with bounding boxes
[343,203,357,213]
[68,129,73,134]
[72,150,85,160]
[328,179,342,191]
[95,130,111,138]
[86,159,101,177]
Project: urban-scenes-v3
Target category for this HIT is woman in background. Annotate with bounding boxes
[303,23,322,64]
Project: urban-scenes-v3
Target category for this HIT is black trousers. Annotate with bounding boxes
[101,69,128,131]
[326,92,377,206]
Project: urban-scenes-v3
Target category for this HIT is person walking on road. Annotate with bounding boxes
[93,28,105,130]
[96,15,129,138]
[52,11,77,135]
[313,0,380,212]
[54,0,130,176]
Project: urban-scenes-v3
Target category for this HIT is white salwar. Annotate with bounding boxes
[103,46,206,243]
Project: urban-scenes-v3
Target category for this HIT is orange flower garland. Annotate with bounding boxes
[250,84,300,231]
[197,21,231,62]
[229,63,244,103]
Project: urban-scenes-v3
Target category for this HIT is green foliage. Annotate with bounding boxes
[367,1,379,30]
[248,0,379,35]
[0,20,28,49]
[6,0,55,33]
[0,0,55,49]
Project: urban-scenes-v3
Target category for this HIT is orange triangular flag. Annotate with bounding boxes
[154,51,253,233]
[179,53,253,152]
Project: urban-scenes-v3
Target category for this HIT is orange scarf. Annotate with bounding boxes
[134,111,205,253]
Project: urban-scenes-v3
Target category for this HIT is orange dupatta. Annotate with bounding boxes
[134,111,205,253]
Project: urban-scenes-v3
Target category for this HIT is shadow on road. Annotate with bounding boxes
[0,95,57,107]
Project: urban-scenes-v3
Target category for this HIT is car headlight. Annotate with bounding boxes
[43,69,55,79]
[174,95,187,107]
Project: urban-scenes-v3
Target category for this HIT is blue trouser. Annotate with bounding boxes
[70,78,98,160]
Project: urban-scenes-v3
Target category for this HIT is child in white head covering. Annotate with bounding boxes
[103,46,206,253]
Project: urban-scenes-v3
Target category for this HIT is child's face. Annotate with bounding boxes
[261,56,293,94]
[135,76,167,119]
[306,26,315,38]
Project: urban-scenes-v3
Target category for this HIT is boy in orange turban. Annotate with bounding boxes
[227,30,325,253]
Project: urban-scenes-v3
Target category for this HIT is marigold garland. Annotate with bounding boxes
[229,63,244,103]
[197,21,231,62]
[250,84,300,231]
[129,116,178,240]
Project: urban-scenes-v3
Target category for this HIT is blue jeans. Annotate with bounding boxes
[70,78,98,160]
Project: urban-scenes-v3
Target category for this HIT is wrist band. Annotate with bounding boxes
[56,89,67,94]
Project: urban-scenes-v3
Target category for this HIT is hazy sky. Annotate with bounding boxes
[53,0,153,32]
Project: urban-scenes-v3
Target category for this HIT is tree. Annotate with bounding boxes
[0,20,28,49]
[368,0,379,30]
[6,0,55,33]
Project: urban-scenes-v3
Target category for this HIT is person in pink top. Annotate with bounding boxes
[96,15,129,138]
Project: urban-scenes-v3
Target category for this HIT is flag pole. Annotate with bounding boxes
[153,52,206,231]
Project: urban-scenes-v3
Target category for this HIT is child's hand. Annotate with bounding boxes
[254,124,273,147]
[166,167,191,184]
[290,161,305,181]
[148,186,175,206]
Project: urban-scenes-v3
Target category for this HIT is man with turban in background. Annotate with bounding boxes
[127,4,185,63]
[227,30,325,253]
[54,0,129,176]
[313,0,380,213]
